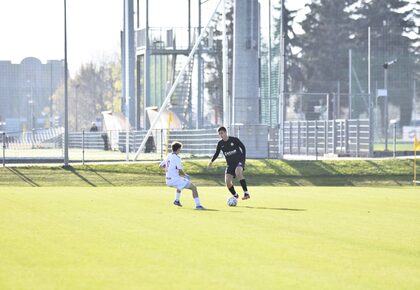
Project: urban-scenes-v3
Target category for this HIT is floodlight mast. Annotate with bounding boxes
[133,0,224,161]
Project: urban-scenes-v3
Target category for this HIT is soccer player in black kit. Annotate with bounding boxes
[208,126,250,200]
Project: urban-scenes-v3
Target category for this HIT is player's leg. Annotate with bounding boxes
[225,172,238,198]
[235,164,250,200]
[184,181,205,209]
[173,189,182,207]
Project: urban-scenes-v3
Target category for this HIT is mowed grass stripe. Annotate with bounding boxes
[0,158,419,186]
[0,187,419,290]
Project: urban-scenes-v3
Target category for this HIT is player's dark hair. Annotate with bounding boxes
[171,141,182,152]
[217,126,227,133]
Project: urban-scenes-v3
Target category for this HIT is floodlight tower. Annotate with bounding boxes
[232,0,259,125]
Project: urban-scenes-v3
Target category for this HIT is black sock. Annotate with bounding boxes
[228,186,237,196]
[240,179,248,192]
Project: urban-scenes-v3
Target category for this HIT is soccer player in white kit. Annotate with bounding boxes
[159,141,205,210]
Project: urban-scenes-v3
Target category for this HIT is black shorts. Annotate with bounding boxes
[225,161,245,178]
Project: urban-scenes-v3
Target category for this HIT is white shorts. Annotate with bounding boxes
[166,177,191,191]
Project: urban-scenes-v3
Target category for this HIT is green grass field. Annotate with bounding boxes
[1,186,419,290]
[0,159,418,186]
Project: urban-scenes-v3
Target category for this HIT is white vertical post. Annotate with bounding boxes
[82,130,85,165]
[392,122,396,158]
[278,0,285,159]
[124,0,135,160]
[2,132,5,167]
[197,0,202,129]
[414,80,417,127]
[268,0,272,124]
[63,0,69,166]
[222,0,229,126]
[384,68,388,151]
[348,49,352,119]
[368,26,373,157]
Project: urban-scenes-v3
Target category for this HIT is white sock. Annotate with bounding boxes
[175,191,181,201]
[194,197,201,206]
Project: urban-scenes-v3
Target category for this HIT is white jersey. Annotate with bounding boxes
[160,153,190,190]
[160,153,183,179]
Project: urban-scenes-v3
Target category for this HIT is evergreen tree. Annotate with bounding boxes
[356,0,416,125]
[297,0,357,92]
[295,0,357,119]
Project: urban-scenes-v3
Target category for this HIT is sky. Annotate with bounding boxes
[0,0,308,75]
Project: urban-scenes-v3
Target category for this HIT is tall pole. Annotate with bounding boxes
[222,0,229,127]
[124,0,135,160]
[335,81,340,120]
[384,67,388,151]
[368,26,373,157]
[196,0,202,129]
[268,0,272,125]
[29,83,34,133]
[383,58,397,152]
[75,85,79,131]
[144,0,150,128]
[414,80,417,126]
[64,0,69,166]
[348,49,352,119]
[188,0,191,50]
[278,0,285,159]
[50,63,53,127]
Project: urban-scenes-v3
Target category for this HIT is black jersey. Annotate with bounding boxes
[211,136,246,165]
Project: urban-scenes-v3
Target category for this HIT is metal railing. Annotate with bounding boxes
[269,119,371,158]
[2,120,406,165]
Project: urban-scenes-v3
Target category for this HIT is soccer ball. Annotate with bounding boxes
[227,196,238,207]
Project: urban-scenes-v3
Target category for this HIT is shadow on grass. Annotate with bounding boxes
[193,174,225,186]
[283,160,344,186]
[258,160,346,186]
[364,160,405,185]
[180,208,223,212]
[260,159,295,175]
[63,166,97,187]
[240,206,306,211]
[85,165,115,186]
[6,167,40,187]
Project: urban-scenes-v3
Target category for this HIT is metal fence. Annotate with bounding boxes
[3,119,416,166]
[268,119,371,158]
[0,128,220,165]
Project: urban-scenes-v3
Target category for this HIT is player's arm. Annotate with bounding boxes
[177,159,190,179]
[236,138,246,163]
[208,142,221,167]
[159,159,167,171]
[178,169,187,177]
